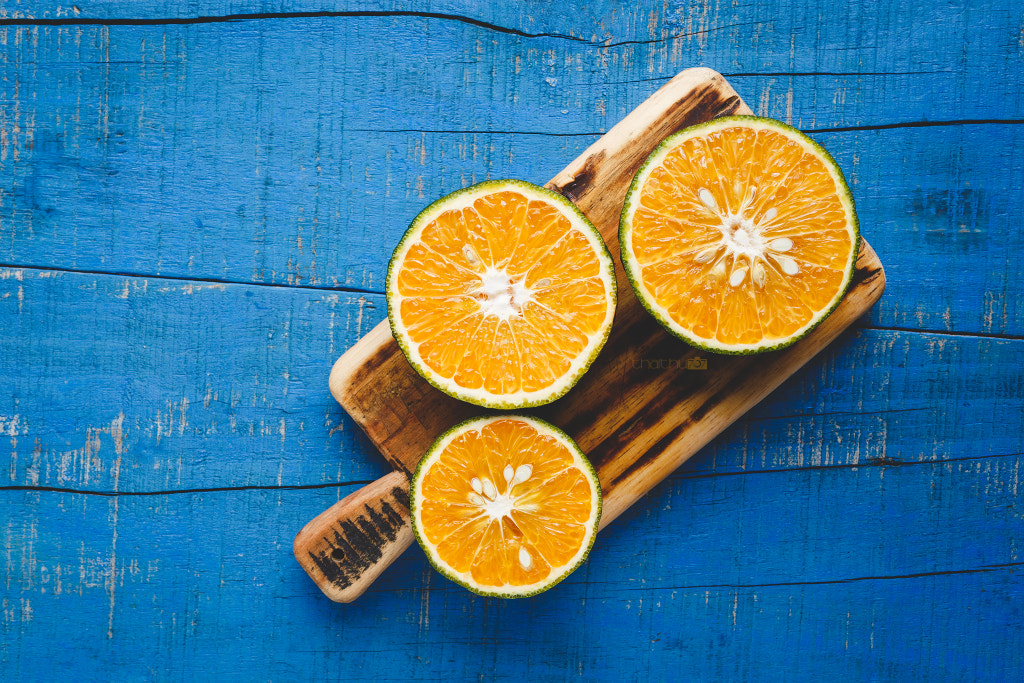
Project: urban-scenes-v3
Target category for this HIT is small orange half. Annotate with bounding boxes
[410,415,601,598]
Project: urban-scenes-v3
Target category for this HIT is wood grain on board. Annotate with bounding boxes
[294,68,886,602]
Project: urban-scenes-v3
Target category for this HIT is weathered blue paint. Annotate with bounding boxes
[1,273,1020,490]
[1,13,1022,333]
[2,0,1023,679]
[2,453,1021,679]
[0,267,391,492]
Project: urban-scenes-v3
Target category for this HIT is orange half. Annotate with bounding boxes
[620,116,859,354]
[410,415,601,598]
[388,179,616,408]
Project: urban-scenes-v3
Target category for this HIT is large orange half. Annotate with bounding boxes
[620,116,859,354]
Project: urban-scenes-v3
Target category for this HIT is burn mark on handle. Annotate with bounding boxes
[348,340,402,389]
[307,488,411,590]
[852,263,885,289]
[666,83,743,133]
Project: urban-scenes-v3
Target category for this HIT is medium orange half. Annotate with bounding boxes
[389,180,616,407]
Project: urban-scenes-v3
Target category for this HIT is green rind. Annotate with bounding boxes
[618,115,861,356]
[409,415,603,599]
[387,178,617,409]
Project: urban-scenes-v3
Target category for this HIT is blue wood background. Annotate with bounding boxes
[2,1,1022,679]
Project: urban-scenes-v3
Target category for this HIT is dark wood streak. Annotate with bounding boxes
[556,333,697,464]
[602,365,755,491]
[853,265,885,288]
[665,83,743,133]
[346,340,400,391]
[551,150,606,202]
[610,419,692,489]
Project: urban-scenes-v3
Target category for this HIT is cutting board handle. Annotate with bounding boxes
[293,470,413,603]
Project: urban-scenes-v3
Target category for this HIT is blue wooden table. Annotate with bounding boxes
[2,1,1022,679]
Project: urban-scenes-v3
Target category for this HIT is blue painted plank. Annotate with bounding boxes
[0,267,391,493]
[8,0,1024,97]
[0,13,1021,329]
[3,451,1021,679]
[3,267,1022,491]
[2,19,1023,333]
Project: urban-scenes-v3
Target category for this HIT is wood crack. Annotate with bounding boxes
[610,562,1024,592]
[807,118,1024,133]
[3,264,1021,341]
[0,10,759,52]
[0,480,377,497]
[609,70,957,85]
[5,451,1019,498]
[0,262,384,297]
[0,10,589,44]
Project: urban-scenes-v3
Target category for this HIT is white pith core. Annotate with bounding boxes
[470,261,535,320]
[695,185,797,288]
[467,464,538,570]
[467,463,534,528]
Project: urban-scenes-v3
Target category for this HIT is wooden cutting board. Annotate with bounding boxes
[294,67,886,603]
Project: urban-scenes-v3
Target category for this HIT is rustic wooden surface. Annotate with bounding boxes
[2,1,1022,679]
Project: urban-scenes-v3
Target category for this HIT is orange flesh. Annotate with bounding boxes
[631,126,854,346]
[396,191,610,395]
[417,419,595,589]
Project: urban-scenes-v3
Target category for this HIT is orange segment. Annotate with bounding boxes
[395,242,480,297]
[389,180,616,408]
[418,207,492,273]
[629,206,721,265]
[523,229,602,288]
[399,295,478,343]
[505,200,572,276]
[621,117,859,353]
[416,313,484,378]
[411,416,601,598]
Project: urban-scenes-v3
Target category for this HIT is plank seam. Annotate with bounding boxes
[668,451,1022,483]
[345,128,603,137]
[807,118,1024,133]
[613,70,956,85]
[864,324,1024,342]
[0,11,758,51]
[3,262,1020,342]
[256,119,1024,137]
[0,10,589,43]
[600,562,1024,591]
[5,451,1019,498]
[362,561,1024,595]
[0,262,382,297]
[0,480,376,496]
